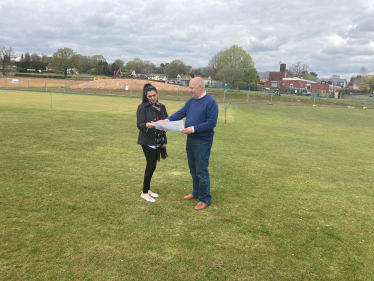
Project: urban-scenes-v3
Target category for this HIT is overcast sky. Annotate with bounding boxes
[1,0,373,79]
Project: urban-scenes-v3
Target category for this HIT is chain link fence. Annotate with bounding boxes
[1,77,373,109]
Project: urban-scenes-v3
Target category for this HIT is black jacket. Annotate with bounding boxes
[137,102,168,145]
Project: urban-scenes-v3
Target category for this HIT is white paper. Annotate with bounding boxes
[151,120,184,132]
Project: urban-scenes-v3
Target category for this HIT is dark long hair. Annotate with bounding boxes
[142,83,157,103]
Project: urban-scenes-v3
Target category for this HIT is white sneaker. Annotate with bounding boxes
[149,193,159,198]
[141,193,156,202]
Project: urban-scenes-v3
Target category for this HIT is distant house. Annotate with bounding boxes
[348,76,360,89]
[148,74,159,80]
[148,74,167,81]
[320,78,347,88]
[177,74,191,80]
[258,71,270,83]
[131,71,147,78]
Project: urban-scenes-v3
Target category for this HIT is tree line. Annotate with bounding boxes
[1,45,262,84]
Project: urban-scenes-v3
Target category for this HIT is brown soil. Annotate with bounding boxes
[70,79,189,91]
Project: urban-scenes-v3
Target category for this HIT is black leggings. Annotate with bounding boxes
[141,145,158,194]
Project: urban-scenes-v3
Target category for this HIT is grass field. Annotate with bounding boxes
[2,77,374,108]
[1,90,374,280]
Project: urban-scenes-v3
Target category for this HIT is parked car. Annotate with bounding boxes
[302,90,312,96]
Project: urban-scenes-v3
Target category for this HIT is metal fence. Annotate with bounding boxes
[1,77,373,109]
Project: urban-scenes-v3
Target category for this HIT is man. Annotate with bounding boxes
[161,77,219,211]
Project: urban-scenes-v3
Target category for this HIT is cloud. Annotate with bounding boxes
[0,0,373,78]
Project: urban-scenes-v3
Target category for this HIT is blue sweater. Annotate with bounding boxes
[168,94,219,140]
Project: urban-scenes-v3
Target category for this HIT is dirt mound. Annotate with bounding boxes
[70,78,189,91]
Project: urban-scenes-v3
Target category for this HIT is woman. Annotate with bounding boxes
[136,83,168,202]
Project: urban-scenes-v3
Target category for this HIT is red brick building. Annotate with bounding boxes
[265,63,288,88]
[281,78,330,91]
[264,63,331,92]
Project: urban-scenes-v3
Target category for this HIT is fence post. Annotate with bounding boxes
[314,95,316,105]
[87,82,89,94]
[223,90,226,103]
[130,85,133,97]
[6,78,8,89]
[270,93,273,105]
[109,83,111,95]
[177,87,179,100]
[27,79,29,91]
[64,80,66,94]
[46,79,48,92]
[246,91,249,104]
[291,95,293,105]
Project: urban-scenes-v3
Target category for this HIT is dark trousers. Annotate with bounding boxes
[141,145,158,194]
[186,138,213,204]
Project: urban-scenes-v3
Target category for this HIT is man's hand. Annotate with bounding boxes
[181,127,193,135]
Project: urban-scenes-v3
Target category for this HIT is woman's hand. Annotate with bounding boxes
[146,122,156,129]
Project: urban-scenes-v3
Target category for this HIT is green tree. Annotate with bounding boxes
[245,67,260,84]
[128,58,145,73]
[144,61,156,75]
[48,48,80,78]
[30,53,41,62]
[216,45,257,83]
[0,46,15,75]
[360,66,368,76]
[164,60,187,79]
[24,52,31,65]
[124,61,131,73]
[17,52,31,70]
[287,62,312,78]
[310,71,318,78]
[358,75,374,93]
[77,54,92,73]
[206,51,222,79]
[302,72,318,82]
[100,61,110,75]
[111,62,118,73]
[30,61,46,72]
[114,59,124,70]
[91,55,106,75]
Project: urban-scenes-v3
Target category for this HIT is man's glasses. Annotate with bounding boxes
[147,94,157,98]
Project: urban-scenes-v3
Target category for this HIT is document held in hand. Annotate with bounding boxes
[151,120,184,132]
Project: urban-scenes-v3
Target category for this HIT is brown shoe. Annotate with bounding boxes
[194,202,210,211]
[184,194,197,200]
